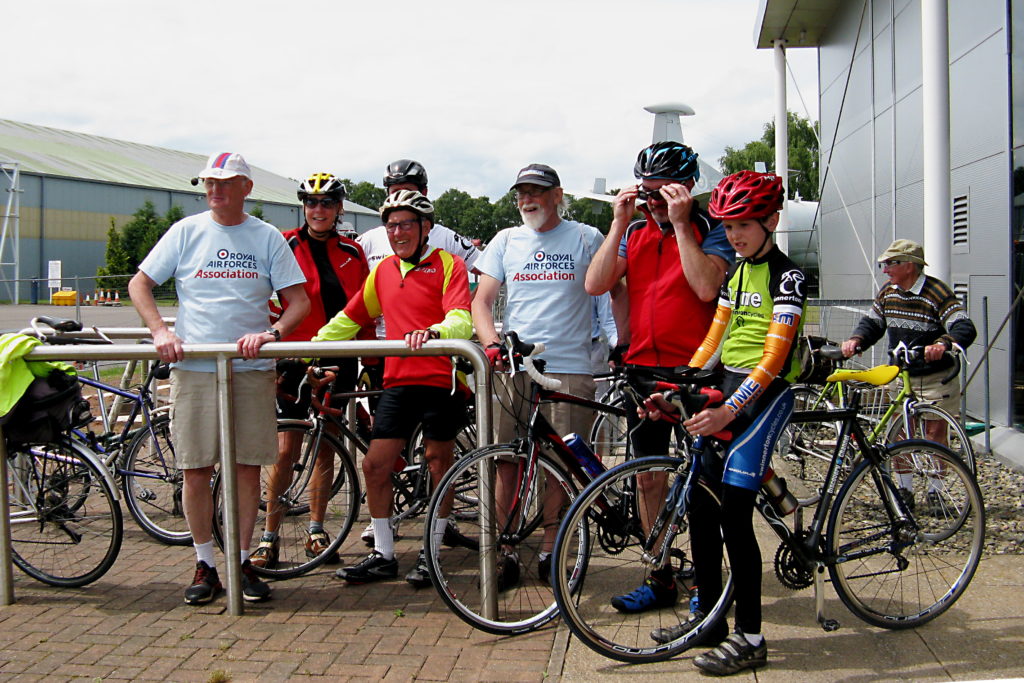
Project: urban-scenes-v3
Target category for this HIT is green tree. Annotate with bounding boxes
[345,180,387,212]
[433,189,497,242]
[720,112,820,201]
[95,219,133,290]
[564,194,614,233]
[99,201,184,276]
[250,203,265,220]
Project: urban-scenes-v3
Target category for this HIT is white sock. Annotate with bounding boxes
[898,473,914,490]
[432,517,448,553]
[194,541,215,568]
[372,518,394,559]
[240,548,251,564]
[743,632,764,646]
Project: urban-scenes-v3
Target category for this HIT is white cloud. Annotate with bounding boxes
[5,0,819,199]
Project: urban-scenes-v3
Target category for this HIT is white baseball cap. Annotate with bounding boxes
[197,152,252,180]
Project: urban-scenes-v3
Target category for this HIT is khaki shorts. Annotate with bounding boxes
[907,370,961,416]
[494,372,597,443]
[170,369,278,469]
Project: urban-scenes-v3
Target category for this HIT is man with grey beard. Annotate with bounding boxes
[472,163,606,589]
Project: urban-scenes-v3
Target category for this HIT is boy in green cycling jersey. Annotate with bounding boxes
[642,171,806,675]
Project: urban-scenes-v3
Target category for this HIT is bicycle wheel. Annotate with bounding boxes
[773,385,843,507]
[589,395,630,467]
[552,456,733,663]
[423,445,577,635]
[212,422,360,579]
[884,402,976,475]
[7,439,123,587]
[121,415,190,545]
[400,417,479,522]
[827,440,984,629]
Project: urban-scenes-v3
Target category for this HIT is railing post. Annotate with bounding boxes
[0,430,14,605]
[216,355,243,616]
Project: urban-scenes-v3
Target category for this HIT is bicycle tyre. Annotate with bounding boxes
[400,416,479,522]
[423,445,578,635]
[552,455,733,663]
[8,439,123,587]
[589,395,630,467]
[883,402,976,475]
[827,440,984,629]
[121,415,190,545]
[773,385,841,507]
[212,422,360,579]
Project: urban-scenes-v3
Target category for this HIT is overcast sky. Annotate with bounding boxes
[6,0,818,200]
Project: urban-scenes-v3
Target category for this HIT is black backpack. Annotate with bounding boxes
[0,369,92,446]
[795,335,839,385]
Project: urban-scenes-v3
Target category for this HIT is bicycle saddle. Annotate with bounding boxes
[825,364,899,386]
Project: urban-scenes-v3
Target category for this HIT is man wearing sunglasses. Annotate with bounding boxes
[841,239,976,454]
[248,172,372,571]
[585,141,735,614]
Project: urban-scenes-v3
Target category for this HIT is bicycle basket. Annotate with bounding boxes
[795,335,839,385]
[0,368,92,446]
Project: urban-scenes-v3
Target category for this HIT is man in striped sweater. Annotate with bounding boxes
[841,239,976,444]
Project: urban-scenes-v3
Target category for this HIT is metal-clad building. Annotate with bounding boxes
[0,119,378,288]
[755,0,1019,431]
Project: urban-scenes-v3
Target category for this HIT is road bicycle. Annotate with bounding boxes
[775,341,974,506]
[421,332,657,635]
[550,368,984,663]
[27,316,186,545]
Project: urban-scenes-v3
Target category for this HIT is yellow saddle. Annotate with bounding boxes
[825,364,900,386]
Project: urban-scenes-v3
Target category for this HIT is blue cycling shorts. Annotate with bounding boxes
[718,374,795,492]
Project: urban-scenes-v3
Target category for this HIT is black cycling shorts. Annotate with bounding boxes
[372,385,468,442]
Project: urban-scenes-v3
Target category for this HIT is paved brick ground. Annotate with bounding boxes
[0,516,559,682]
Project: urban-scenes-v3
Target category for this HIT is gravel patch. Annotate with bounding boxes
[976,452,1024,554]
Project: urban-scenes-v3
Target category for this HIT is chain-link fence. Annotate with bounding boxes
[0,274,177,306]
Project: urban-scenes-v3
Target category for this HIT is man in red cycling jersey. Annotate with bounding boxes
[313,190,473,587]
[249,172,371,570]
[585,142,734,613]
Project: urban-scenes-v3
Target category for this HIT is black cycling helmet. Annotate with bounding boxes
[634,142,701,182]
[383,159,428,191]
[297,172,347,202]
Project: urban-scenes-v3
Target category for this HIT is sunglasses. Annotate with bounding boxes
[303,197,340,208]
[514,187,551,201]
[879,259,907,268]
[637,187,664,202]
[385,219,421,233]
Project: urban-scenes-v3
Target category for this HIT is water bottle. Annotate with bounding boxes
[761,467,798,516]
[688,585,699,613]
[564,433,604,478]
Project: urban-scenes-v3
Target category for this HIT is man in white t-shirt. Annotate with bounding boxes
[472,163,606,589]
[129,152,310,606]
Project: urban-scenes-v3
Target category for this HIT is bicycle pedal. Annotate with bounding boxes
[136,488,157,502]
[819,618,840,632]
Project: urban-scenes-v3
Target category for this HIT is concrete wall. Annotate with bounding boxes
[817,0,1012,424]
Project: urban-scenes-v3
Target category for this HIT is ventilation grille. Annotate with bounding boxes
[952,281,969,313]
[952,194,969,246]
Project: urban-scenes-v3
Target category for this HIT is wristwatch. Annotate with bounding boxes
[265,328,281,341]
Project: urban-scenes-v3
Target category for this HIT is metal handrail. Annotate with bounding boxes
[1,339,493,616]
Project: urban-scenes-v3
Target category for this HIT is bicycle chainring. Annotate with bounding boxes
[774,534,814,590]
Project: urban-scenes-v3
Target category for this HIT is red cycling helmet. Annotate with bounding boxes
[708,171,784,220]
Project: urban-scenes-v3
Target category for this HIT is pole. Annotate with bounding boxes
[921,0,951,282]
[0,432,14,605]
[982,296,991,453]
[774,39,790,255]
[216,355,243,616]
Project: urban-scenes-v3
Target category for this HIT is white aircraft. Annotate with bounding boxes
[570,102,724,203]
